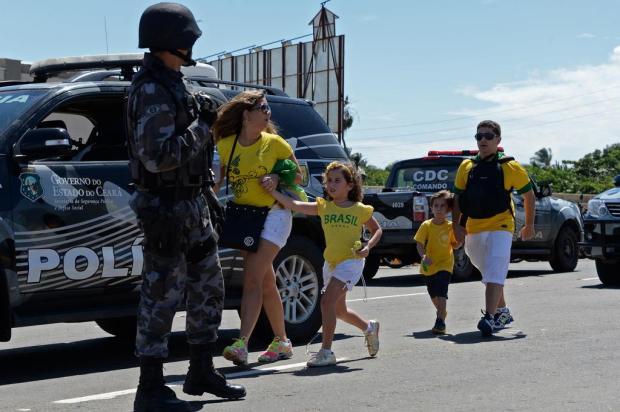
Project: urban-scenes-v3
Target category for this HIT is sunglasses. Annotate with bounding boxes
[250,103,271,114]
[474,132,497,141]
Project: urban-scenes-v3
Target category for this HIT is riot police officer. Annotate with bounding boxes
[127,3,245,411]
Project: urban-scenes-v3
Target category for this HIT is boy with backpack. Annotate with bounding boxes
[451,120,536,336]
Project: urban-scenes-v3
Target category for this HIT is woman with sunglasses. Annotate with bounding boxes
[212,90,301,366]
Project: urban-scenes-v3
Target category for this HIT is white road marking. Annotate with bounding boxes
[580,277,598,281]
[55,291,419,404]
[54,358,347,404]
[347,292,426,302]
[55,389,138,404]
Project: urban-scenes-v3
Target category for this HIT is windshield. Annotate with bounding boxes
[0,90,46,136]
[392,165,458,192]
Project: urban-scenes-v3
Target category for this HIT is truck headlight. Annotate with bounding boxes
[587,199,609,218]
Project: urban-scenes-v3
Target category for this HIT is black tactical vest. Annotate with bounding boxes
[459,155,515,219]
[127,67,213,194]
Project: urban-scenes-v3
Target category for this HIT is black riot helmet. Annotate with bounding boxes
[138,2,202,66]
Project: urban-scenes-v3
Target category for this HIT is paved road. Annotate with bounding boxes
[1,258,618,411]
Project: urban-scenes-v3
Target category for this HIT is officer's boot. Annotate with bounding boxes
[134,357,191,412]
[183,343,246,399]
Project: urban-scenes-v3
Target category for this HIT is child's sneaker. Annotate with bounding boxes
[494,307,514,327]
[364,320,380,356]
[477,312,497,337]
[257,336,293,363]
[222,337,248,366]
[431,318,446,334]
[306,348,336,367]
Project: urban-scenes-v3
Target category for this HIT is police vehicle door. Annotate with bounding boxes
[13,92,142,294]
[512,190,552,243]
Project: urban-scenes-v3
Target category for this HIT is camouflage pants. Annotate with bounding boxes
[133,193,224,358]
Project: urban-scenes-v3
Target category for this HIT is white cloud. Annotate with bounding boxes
[577,33,596,39]
[450,45,620,167]
[351,45,620,168]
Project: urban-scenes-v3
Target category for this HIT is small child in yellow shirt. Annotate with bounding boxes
[413,190,461,334]
[266,161,383,367]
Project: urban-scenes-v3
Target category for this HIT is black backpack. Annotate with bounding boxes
[459,155,515,219]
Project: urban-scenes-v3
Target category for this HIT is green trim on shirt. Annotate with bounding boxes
[516,181,533,194]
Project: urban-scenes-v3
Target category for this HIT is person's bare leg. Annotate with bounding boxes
[320,280,348,350]
[485,283,503,316]
[262,261,287,339]
[334,292,368,331]
[497,289,507,310]
[238,240,281,341]
[434,297,447,320]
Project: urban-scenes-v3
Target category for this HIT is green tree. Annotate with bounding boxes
[526,143,620,193]
[530,147,553,167]
[349,152,367,168]
[343,95,354,132]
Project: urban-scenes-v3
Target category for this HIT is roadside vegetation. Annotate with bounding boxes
[349,143,620,193]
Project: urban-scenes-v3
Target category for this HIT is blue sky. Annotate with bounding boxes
[2,0,619,168]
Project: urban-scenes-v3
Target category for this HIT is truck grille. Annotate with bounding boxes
[607,202,620,217]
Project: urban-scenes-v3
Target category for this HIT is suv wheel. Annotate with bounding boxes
[253,235,324,344]
[595,259,620,286]
[362,255,381,281]
[96,316,137,340]
[549,226,579,272]
[452,247,480,281]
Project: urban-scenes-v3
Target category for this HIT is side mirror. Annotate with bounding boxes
[14,128,73,160]
[536,182,552,198]
[614,175,620,187]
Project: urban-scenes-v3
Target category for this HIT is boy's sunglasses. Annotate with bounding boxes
[250,103,271,114]
[474,132,497,141]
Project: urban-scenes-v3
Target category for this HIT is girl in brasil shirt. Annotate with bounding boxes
[267,161,383,368]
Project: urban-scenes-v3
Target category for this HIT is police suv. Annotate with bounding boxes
[363,150,584,281]
[0,54,347,343]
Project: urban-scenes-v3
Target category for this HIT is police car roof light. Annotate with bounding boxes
[30,54,145,82]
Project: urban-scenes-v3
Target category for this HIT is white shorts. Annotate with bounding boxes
[260,205,292,249]
[322,259,365,292]
[465,231,512,285]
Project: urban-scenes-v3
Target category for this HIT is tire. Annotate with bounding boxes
[253,235,324,344]
[595,259,620,286]
[96,316,137,340]
[549,226,579,272]
[452,247,480,282]
[362,255,381,281]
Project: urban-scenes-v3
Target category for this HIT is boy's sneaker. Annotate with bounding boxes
[495,307,514,327]
[222,338,248,367]
[364,320,380,356]
[431,318,446,334]
[477,312,497,337]
[257,337,293,363]
[307,349,336,367]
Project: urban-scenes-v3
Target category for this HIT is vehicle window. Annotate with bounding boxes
[0,90,46,135]
[40,95,128,161]
[269,102,331,139]
[39,113,94,146]
[393,165,457,192]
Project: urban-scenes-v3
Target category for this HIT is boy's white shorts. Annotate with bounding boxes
[322,258,365,292]
[260,205,292,249]
[465,231,513,285]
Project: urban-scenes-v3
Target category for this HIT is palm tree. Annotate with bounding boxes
[531,147,553,167]
[349,152,368,168]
